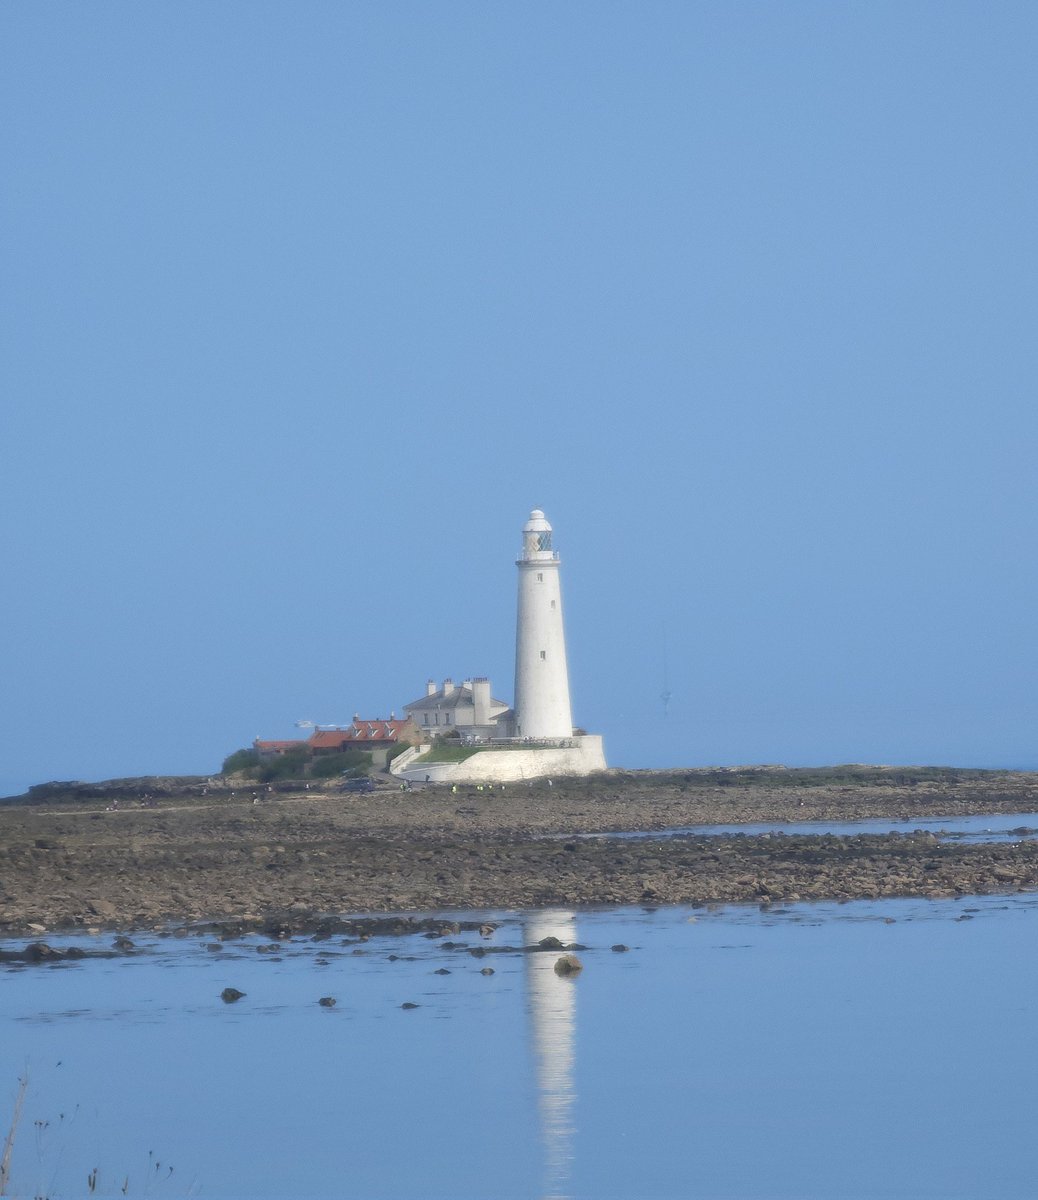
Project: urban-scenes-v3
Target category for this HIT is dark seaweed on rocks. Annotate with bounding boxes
[3,767,1038,934]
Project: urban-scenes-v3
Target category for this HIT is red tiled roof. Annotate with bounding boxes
[310,719,414,748]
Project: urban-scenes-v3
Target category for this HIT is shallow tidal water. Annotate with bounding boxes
[582,810,1038,843]
[3,894,1038,1200]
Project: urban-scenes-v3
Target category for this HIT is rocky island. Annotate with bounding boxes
[2,765,1038,937]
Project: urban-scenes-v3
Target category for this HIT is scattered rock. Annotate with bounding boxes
[206,943,223,953]
[479,923,497,938]
[318,996,336,1007]
[554,954,583,976]
[434,968,451,975]
[480,966,495,976]
[24,942,63,962]
[611,943,630,952]
[220,987,245,1003]
[0,941,94,964]
[400,1001,420,1010]
[113,936,135,952]
[537,936,566,950]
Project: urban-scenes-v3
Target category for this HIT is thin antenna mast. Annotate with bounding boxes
[660,623,672,719]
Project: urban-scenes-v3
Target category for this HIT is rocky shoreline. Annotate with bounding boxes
[3,766,1038,937]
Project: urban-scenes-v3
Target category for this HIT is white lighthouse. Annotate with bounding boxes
[391,508,605,784]
[513,509,574,740]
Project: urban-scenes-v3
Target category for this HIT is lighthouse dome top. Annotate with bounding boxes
[523,509,552,534]
[519,508,558,562]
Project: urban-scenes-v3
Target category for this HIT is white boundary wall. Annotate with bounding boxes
[391,736,606,784]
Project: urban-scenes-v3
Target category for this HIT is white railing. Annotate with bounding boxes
[388,745,424,776]
[486,737,577,749]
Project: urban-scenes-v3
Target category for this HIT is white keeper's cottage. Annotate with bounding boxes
[402,677,511,738]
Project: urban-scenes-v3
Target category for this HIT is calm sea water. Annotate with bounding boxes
[3,893,1038,1199]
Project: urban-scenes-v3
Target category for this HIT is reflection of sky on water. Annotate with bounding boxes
[4,894,1038,1197]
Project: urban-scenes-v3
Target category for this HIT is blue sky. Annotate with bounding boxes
[3,2,1037,795]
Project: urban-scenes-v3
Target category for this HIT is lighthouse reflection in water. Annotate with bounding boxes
[524,909,579,1200]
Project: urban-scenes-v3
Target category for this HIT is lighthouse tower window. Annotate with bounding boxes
[540,651,546,660]
[537,573,543,582]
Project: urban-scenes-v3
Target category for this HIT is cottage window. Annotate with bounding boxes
[445,712,451,725]
[540,650,546,660]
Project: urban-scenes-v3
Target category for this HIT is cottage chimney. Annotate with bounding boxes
[426,679,437,697]
[472,677,491,727]
[442,678,454,696]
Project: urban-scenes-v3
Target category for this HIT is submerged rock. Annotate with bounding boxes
[0,942,103,964]
[220,987,245,1003]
